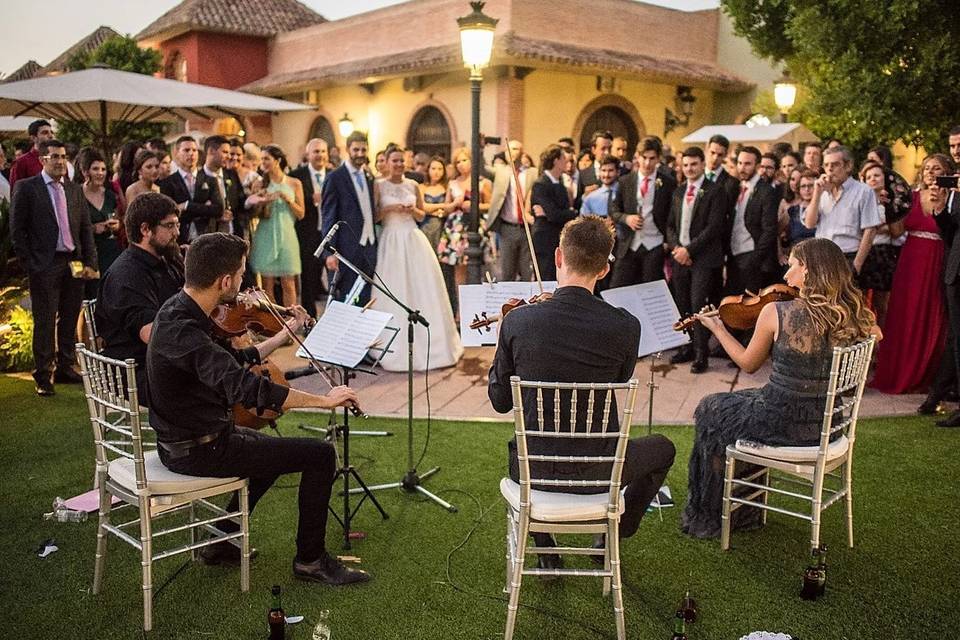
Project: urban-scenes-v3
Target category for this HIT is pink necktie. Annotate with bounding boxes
[51,181,74,252]
[641,176,650,199]
[738,184,748,205]
[685,183,696,204]
[185,172,195,198]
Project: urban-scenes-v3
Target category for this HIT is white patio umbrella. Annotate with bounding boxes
[0,65,312,150]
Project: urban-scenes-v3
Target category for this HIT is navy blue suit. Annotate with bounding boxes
[320,163,377,303]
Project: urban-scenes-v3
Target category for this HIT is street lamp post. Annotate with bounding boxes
[774,71,797,123]
[458,1,497,285]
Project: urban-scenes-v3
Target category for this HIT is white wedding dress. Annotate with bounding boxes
[372,178,463,371]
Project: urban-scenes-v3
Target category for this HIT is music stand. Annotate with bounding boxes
[328,246,458,513]
[294,302,400,548]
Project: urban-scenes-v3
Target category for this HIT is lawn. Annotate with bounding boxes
[1,374,957,639]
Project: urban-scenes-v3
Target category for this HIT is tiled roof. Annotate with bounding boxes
[241,32,752,95]
[42,26,121,75]
[136,0,326,41]
[2,60,41,83]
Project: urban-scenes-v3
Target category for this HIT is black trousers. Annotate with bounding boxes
[611,245,665,288]
[509,434,676,539]
[298,233,322,319]
[536,253,557,282]
[672,260,719,358]
[160,428,338,562]
[947,281,960,397]
[725,251,775,296]
[28,254,84,384]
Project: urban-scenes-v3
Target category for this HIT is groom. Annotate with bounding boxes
[320,131,377,304]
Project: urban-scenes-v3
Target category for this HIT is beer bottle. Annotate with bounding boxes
[800,547,820,601]
[670,611,688,639]
[268,584,285,640]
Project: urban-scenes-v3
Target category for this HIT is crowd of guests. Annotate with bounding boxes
[5,118,960,421]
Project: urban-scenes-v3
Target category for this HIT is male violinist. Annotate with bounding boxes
[146,232,371,585]
[488,216,676,573]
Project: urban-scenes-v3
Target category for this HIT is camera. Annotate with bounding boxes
[936,175,960,189]
[480,134,502,146]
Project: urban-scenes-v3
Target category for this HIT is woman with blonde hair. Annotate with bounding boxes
[682,238,879,539]
[871,153,955,395]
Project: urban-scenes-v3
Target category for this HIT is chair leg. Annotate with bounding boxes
[608,527,626,640]
[189,501,198,561]
[503,515,528,640]
[240,484,250,592]
[503,507,515,595]
[92,474,111,595]
[844,461,854,548]
[761,469,770,526]
[139,498,154,632]
[720,455,736,551]
[603,521,612,597]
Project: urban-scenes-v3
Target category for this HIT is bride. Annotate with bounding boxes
[371,146,463,371]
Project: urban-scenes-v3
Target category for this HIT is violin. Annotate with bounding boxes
[469,291,554,333]
[673,284,798,333]
[211,291,300,339]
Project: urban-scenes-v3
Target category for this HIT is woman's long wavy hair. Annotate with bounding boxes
[791,238,875,343]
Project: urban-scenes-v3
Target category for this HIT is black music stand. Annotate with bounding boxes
[294,306,400,549]
[328,246,458,514]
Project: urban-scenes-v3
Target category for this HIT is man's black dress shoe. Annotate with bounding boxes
[690,358,708,374]
[199,541,258,566]
[670,346,695,364]
[536,553,564,579]
[918,397,944,415]
[293,553,371,585]
[589,534,606,566]
[35,380,55,397]
[936,411,960,428]
[54,366,83,384]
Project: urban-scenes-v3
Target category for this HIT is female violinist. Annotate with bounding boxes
[681,238,881,540]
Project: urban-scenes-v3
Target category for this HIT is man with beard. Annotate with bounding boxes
[96,192,185,403]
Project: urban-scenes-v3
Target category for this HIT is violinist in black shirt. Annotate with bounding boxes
[96,192,184,403]
[146,232,370,585]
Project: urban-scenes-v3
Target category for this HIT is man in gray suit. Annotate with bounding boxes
[11,138,97,396]
[485,160,536,282]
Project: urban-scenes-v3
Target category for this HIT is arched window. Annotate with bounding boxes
[164,51,187,82]
[309,116,336,150]
[578,106,639,157]
[407,106,451,161]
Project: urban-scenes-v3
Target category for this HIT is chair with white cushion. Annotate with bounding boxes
[77,344,250,632]
[80,299,100,353]
[720,337,875,553]
[501,376,640,640]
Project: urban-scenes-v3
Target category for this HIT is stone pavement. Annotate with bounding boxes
[273,345,926,424]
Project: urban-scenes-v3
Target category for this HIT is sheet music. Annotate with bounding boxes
[296,301,394,368]
[459,281,558,347]
[601,280,689,357]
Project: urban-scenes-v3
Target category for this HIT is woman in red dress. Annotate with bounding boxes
[871,154,956,393]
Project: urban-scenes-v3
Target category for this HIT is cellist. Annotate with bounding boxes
[146,232,371,585]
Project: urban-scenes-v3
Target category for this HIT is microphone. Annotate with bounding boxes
[284,366,318,381]
[313,221,341,260]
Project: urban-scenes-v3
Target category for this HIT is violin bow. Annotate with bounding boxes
[502,132,544,295]
[249,287,367,418]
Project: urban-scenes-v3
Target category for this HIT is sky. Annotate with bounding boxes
[0,0,720,78]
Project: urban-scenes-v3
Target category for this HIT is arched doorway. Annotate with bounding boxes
[407,106,451,161]
[309,116,336,150]
[578,105,640,157]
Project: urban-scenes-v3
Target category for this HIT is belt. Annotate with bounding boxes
[499,219,522,227]
[907,231,942,241]
[158,431,223,459]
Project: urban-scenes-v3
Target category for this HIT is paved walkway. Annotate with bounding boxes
[274,345,926,424]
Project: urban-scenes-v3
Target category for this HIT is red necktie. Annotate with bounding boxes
[640,176,650,199]
[738,184,748,205]
[685,183,696,203]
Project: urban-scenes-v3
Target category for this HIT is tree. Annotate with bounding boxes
[722,0,960,152]
[57,35,167,157]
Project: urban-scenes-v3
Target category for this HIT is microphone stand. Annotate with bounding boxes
[328,245,457,513]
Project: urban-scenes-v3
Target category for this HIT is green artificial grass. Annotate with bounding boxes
[1,373,958,639]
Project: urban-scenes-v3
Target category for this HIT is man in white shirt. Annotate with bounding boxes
[725,146,780,296]
[803,146,881,280]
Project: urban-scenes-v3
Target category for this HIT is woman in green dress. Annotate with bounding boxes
[249,144,305,307]
[81,149,122,298]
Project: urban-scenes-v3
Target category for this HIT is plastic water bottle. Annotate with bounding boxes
[44,497,88,523]
[311,610,331,640]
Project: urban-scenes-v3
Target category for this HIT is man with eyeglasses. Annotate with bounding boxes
[96,192,185,403]
[10,138,97,396]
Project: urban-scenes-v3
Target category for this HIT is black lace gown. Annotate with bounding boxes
[681,300,839,539]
